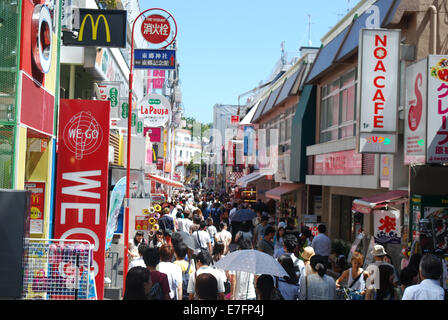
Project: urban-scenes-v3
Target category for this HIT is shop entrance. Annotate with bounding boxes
[332,195,357,242]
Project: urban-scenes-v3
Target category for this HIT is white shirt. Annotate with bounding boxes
[157,261,183,300]
[311,233,331,257]
[215,229,232,246]
[192,230,211,253]
[230,270,256,300]
[187,266,225,295]
[177,218,193,234]
[128,256,146,271]
[402,279,445,300]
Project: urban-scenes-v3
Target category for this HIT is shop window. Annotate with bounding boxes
[320,69,357,143]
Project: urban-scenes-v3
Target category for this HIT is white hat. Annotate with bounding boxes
[371,244,387,257]
[278,221,287,229]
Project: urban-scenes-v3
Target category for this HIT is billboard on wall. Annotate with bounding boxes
[404,58,427,164]
[54,99,110,300]
[358,28,400,153]
[427,55,448,163]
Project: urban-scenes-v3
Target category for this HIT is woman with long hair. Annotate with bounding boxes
[276,254,299,300]
[123,266,152,300]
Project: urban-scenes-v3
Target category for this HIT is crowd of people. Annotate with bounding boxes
[123,188,447,301]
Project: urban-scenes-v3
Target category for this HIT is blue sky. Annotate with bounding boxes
[140,0,361,123]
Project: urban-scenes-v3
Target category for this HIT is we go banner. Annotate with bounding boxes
[54,99,110,300]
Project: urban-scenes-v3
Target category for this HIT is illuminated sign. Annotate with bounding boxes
[31,4,53,74]
[62,9,127,48]
[358,28,400,153]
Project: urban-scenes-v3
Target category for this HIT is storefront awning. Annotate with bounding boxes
[352,190,408,214]
[265,183,304,200]
[236,169,275,188]
[145,174,184,189]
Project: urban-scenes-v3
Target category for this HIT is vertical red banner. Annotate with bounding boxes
[54,99,110,300]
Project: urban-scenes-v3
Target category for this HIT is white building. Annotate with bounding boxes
[174,129,202,180]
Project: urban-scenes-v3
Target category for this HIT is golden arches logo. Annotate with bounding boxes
[78,14,111,42]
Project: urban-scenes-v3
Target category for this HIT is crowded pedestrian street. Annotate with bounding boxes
[1,0,448,311]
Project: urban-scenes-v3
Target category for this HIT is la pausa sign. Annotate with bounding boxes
[138,94,171,127]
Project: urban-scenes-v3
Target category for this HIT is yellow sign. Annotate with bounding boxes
[78,14,111,42]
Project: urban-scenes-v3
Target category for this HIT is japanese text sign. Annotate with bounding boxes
[24,182,46,234]
[134,49,175,70]
[358,29,400,153]
[374,209,401,244]
[427,55,448,163]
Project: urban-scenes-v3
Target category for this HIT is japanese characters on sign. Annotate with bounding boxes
[96,81,120,119]
[404,58,427,164]
[134,49,176,70]
[141,14,170,44]
[374,209,401,244]
[358,29,400,153]
[24,182,46,234]
[427,55,448,163]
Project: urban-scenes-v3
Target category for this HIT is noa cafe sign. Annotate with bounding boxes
[138,94,171,127]
[358,28,400,153]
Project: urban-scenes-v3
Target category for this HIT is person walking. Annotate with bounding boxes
[255,274,284,300]
[123,266,152,300]
[311,224,331,268]
[336,251,367,299]
[402,254,445,300]
[187,250,226,300]
[299,254,336,300]
[276,254,300,300]
[301,246,315,277]
[195,273,219,300]
[257,225,275,256]
[192,220,212,254]
[206,217,218,246]
[253,215,270,248]
[128,243,148,271]
[128,230,146,262]
[157,244,183,300]
[142,247,171,300]
[215,222,232,254]
[283,234,304,282]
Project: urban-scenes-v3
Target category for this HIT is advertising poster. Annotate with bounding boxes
[427,55,448,163]
[404,58,427,164]
[24,182,45,234]
[54,99,110,300]
[373,209,401,244]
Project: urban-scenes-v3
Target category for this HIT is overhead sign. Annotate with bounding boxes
[140,9,177,49]
[134,49,176,70]
[427,55,448,163]
[54,99,111,300]
[358,28,400,153]
[62,9,127,48]
[373,209,401,244]
[404,58,427,164]
[138,94,171,127]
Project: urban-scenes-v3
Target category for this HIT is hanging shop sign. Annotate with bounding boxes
[404,58,427,164]
[134,49,176,70]
[140,10,177,49]
[427,55,448,163]
[358,28,400,153]
[373,209,401,244]
[54,99,110,300]
[31,4,53,74]
[379,154,392,188]
[62,9,127,48]
[138,93,171,127]
[24,182,46,234]
[96,81,120,118]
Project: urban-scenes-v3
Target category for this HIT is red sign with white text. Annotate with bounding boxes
[313,149,362,175]
[54,99,110,300]
[141,14,171,44]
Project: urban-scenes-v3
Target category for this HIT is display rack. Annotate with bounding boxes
[22,238,94,300]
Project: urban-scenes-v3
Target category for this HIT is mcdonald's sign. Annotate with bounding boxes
[62,9,127,48]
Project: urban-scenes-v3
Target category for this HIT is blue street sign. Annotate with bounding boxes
[134,49,176,69]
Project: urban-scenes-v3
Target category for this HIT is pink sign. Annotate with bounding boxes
[313,149,362,175]
[144,127,162,142]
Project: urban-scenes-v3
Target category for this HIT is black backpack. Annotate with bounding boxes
[149,281,164,300]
